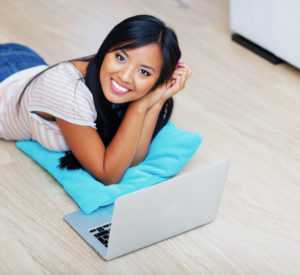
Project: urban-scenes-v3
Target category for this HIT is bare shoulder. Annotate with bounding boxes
[70,60,88,77]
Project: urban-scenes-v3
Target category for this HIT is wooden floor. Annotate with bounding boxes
[1,0,300,274]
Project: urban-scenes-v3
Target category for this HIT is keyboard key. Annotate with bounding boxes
[96,237,108,247]
[94,232,106,238]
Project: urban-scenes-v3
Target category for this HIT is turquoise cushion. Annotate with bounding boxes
[16,122,202,214]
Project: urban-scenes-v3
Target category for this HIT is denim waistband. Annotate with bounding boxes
[0,43,48,82]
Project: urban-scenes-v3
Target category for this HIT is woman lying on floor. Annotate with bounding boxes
[0,14,191,185]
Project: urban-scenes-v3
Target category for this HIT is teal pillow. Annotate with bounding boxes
[16,122,202,214]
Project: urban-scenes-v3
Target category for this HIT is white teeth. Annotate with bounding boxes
[112,80,129,93]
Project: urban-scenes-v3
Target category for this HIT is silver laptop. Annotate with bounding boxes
[64,160,230,261]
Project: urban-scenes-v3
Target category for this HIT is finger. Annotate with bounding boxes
[178,64,192,78]
[172,70,190,81]
[174,68,191,77]
[175,66,189,72]
[178,74,186,89]
[177,71,189,88]
[173,69,190,82]
[183,68,191,79]
[172,74,185,91]
[172,70,189,78]
[164,73,187,99]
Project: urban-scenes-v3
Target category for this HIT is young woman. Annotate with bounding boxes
[0,15,191,185]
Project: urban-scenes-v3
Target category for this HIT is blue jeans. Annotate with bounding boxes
[0,43,48,82]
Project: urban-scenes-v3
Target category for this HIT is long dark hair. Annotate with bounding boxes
[18,14,181,170]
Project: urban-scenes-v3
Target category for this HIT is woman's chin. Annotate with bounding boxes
[103,90,127,104]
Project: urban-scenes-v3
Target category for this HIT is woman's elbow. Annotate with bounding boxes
[130,152,147,167]
[94,170,122,186]
[101,177,120,186]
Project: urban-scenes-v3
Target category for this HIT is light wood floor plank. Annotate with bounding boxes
[0,0,299,274]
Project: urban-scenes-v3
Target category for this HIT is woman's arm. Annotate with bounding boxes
[56,101,148,185]
[130,62,192,166]
[56,63,191,185]
[130,99,165,166]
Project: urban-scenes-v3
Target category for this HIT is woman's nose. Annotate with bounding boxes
[119,66,134,83]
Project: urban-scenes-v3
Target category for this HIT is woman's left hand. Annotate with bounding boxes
[132,62,192,111]
[159,62,192,103]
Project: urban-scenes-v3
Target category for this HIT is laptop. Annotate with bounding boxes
[64,160,230,261]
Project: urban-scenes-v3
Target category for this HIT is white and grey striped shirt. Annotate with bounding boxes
[0,62,97,151]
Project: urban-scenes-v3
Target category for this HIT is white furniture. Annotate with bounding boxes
[230,0,300,68]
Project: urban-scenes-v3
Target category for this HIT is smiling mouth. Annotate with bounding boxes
[110,78,132,95]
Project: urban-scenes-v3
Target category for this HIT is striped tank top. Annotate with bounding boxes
[0,62,97,151]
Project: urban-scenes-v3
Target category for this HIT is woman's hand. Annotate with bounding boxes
[161,62,192,102]
[133,62,192,111]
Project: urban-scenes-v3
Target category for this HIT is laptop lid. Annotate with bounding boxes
[106,160,230,260]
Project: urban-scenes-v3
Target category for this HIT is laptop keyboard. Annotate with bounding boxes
[89,223,111,247]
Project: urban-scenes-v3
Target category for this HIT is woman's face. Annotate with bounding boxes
[100,43,163,104]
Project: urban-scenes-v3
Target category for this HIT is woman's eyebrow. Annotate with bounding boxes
[120,49,156,72]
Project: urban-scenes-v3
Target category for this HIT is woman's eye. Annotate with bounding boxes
[140,69,151,77]
[115,53,125,62]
